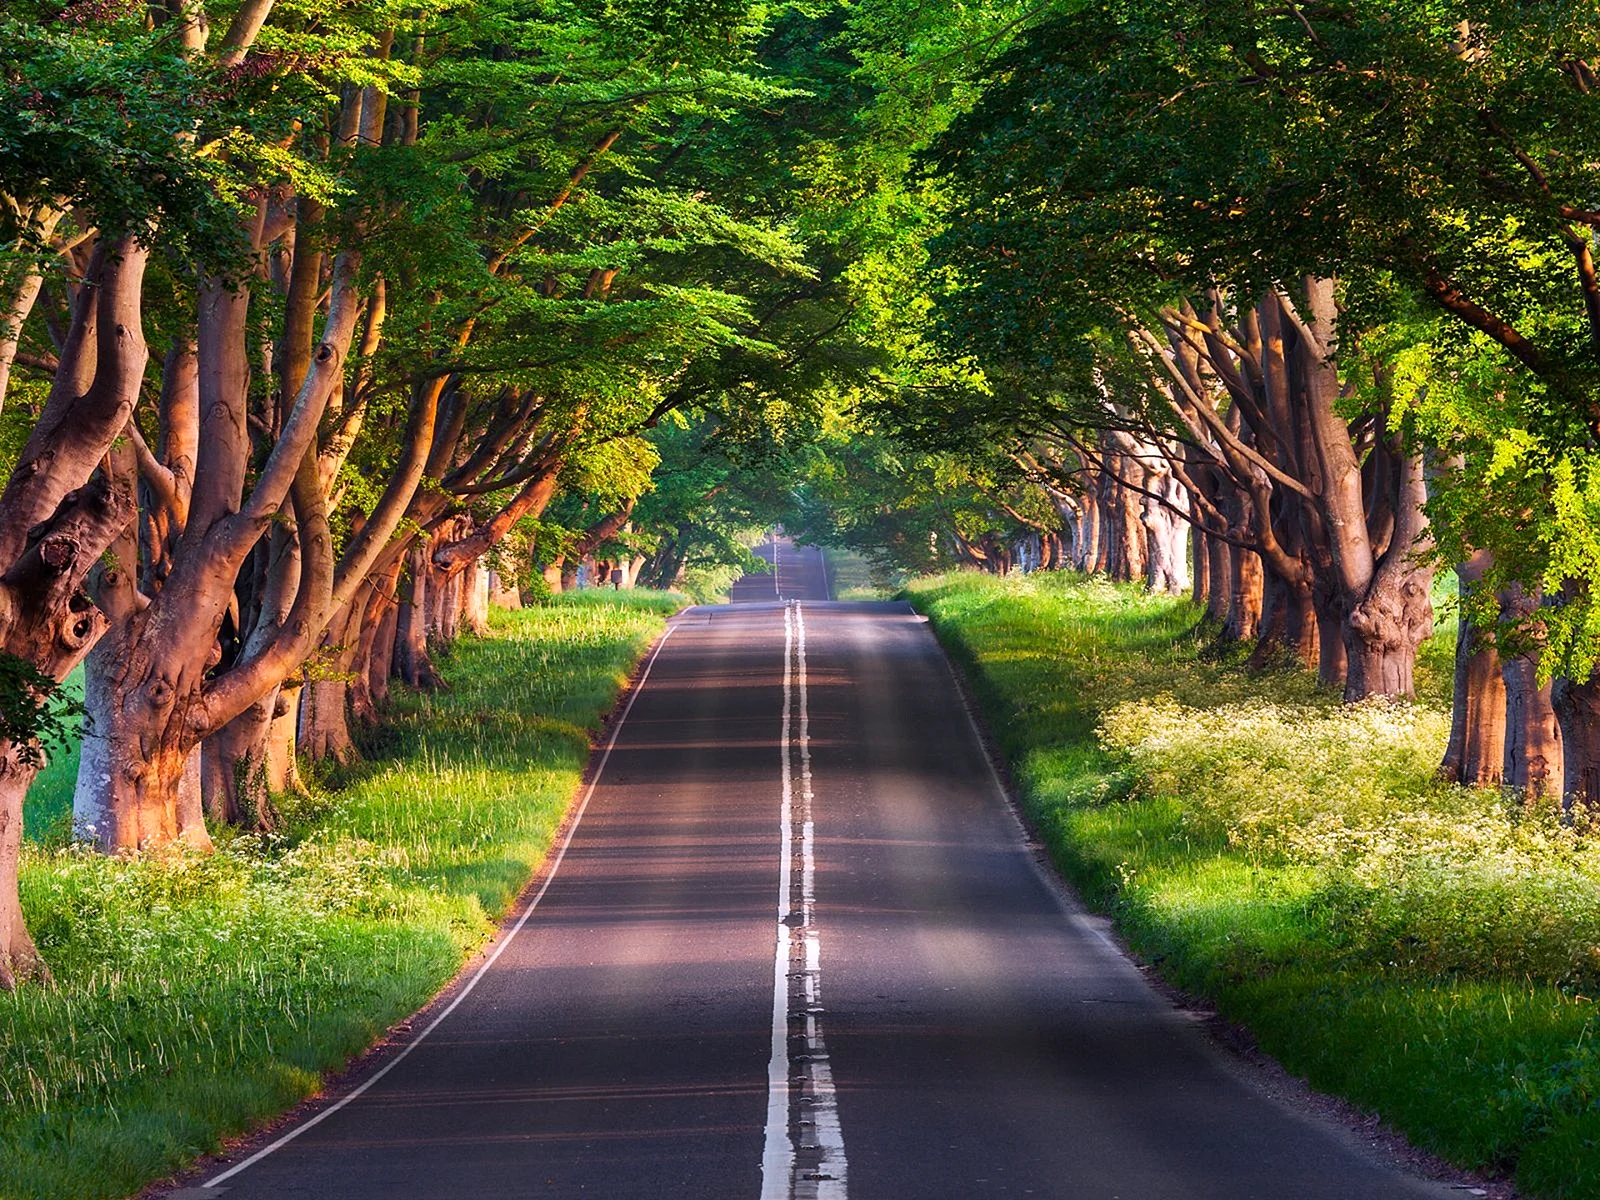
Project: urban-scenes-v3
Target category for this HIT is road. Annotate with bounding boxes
[728,532,829,603]
[181,540,1451,1199]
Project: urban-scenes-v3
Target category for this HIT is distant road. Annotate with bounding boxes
[184,552,1452,1200]
[728,535,832,603]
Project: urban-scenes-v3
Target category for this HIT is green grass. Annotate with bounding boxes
[2,591,680,1200]
[906,570,1600,1199]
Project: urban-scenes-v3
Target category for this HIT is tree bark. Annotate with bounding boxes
[1191,527,1210,610]
[1140,464,1189,594]
[200,700,278,829]
[1204,528,1231,626]
[489,568,522,608]
[1225,539,1264,643]
[1342,568,1435,700]
[1441,553,1506,787]
[1252,566,1291,666]
[463,556,491,635]
[1102,447,1147,583]
[394,543,443,689]
[1553,672,1600,811]
[0,754,47,988]
[199,516,302,828]
[0,203,61,413]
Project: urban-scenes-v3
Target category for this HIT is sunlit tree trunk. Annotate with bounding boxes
[1441,552,1506,787]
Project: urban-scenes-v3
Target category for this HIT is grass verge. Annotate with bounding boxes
[906,571,1600,1200]
[2,592,679,1200]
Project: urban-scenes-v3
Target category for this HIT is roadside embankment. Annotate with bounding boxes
[907,571,1600,1200]
[2,593,679,1200]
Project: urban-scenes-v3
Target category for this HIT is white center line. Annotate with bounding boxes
[760,602,847,1200]
[761,605,797,1198]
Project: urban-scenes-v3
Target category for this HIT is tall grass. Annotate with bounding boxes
[1,593,678,1200]
[907,571,1599,1199]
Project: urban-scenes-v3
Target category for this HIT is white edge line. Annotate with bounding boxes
[205,621,682,1189]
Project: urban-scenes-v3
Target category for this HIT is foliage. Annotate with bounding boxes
[920,0,1600,677]
[0,655,81,770]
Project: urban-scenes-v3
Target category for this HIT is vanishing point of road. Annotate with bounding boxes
[176,540,1455,1200]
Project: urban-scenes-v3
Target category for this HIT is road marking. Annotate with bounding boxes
[204,623,681,1190]
[761,603,847,1200]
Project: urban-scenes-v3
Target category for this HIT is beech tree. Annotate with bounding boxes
[0,0,837,986]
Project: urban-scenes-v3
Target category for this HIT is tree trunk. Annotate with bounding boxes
[0,753,47,988]
[394,545,443,689]
[1311,584,1347,689]
[1249,568,1318,670]
[1504,654,1563,801]
[299,579,365,765]
[74,640,206,852]
[1342,568,1435,701]
[1441,554,1506,787]
[301,676,357,765]
[267,682,304,793]
[1105,454,1147,584]
[1,242,145,974]
[489,568,522,609]
[1552,673,1600,811]
[1251,566,1291,666]
[1075,486,1102,573]
[1225,541,1264,643]
[1204,531,1231,625]
[201,514,304,827]
[368,588,399,714]
[1191,527,1210,609]
[74,631,215,851]
[1285,578,1320,670]
[1442,620,1506,788]
[463,556,491,635]
[1141,473,1189,594]
[431,557,462,646]
[344,558,403,729]
[200,695,280,829]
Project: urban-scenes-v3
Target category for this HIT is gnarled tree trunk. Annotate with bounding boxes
[1343,566,1435,701]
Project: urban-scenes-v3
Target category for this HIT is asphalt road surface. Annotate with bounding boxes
[182,541,1453,1199]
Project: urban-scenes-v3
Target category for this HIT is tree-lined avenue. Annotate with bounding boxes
[172,548,1450,1199]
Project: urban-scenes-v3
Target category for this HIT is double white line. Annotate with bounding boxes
[761,602,847,1200]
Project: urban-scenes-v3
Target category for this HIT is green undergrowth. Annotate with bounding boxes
[2,591,680,1200]
[906,571,1600,1199]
